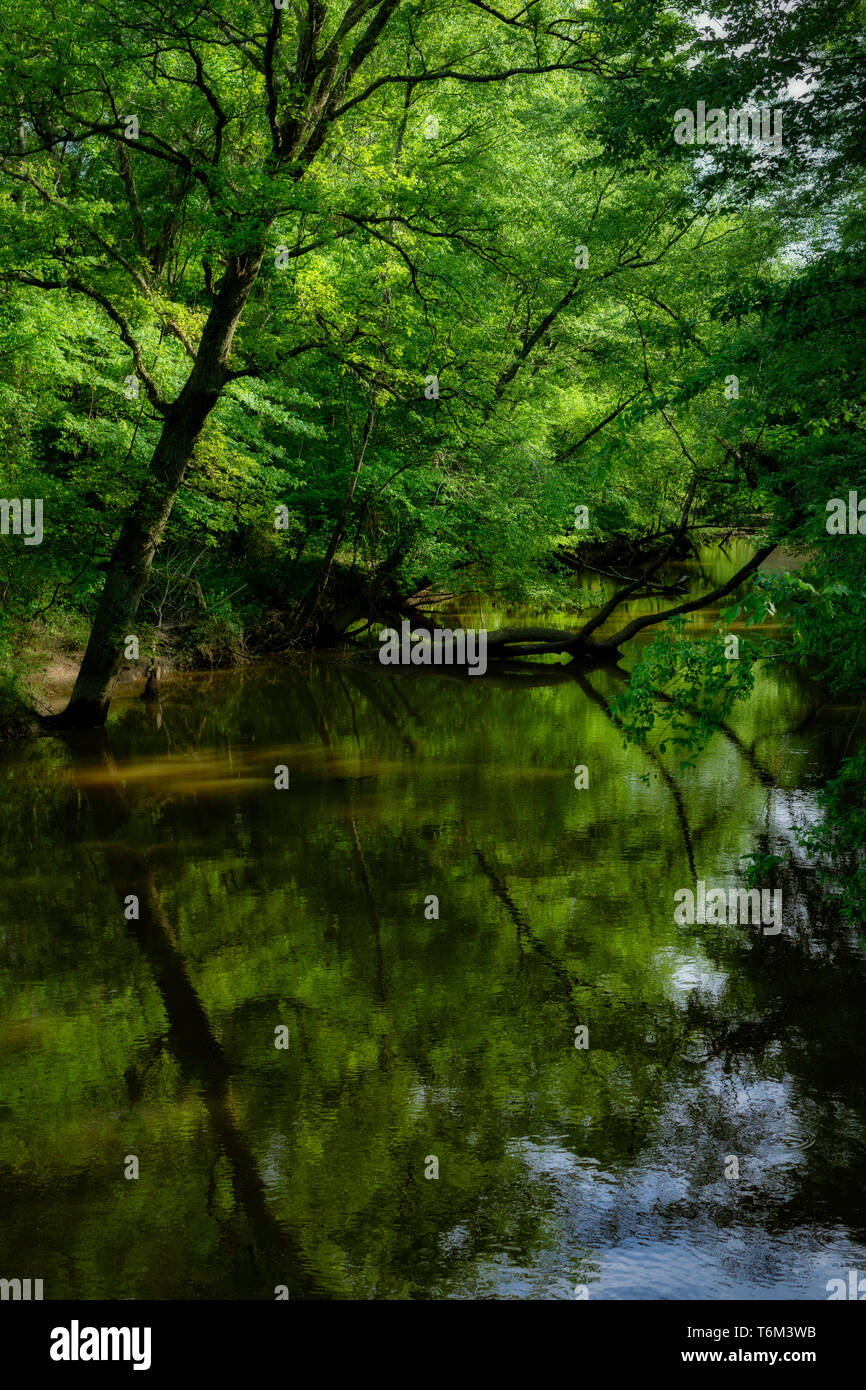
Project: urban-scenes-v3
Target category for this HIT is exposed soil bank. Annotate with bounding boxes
[1,636,158,740]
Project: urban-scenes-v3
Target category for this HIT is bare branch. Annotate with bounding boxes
[599,543,776,649]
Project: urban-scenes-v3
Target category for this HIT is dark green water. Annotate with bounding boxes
[1,545,865,1299]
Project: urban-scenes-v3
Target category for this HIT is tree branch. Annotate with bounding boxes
[598,542,776,649]
[6,274,168,412]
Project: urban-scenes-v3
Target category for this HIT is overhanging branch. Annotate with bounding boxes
[598,542,776,649]
[6,273,168,412]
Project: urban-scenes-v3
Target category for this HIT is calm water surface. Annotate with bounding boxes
[1,545,865,1298]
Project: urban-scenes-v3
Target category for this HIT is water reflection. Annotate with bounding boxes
[0,548,864,1299]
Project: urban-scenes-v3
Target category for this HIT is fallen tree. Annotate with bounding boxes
[375,464,781,665]
[387,537,775,664]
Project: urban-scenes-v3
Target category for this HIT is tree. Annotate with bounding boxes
[0,0,682,725]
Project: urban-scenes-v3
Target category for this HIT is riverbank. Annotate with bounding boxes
[0,540,801,741]
[0,634,152,740]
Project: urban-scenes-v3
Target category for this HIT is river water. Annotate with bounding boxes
[1,543,864,1299]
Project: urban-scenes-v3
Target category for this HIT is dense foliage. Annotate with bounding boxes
[0,1,862,908]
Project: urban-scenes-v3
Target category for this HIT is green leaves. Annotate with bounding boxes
[612,621,759,770]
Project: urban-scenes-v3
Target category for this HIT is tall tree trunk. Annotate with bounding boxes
[49,255,263,729]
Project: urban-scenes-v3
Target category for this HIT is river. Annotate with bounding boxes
[1,542,864,1299]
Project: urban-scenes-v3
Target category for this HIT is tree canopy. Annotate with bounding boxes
[0,0,863,909]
